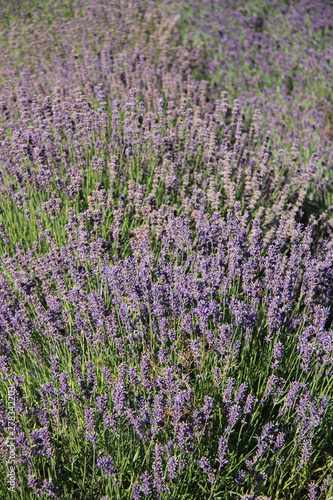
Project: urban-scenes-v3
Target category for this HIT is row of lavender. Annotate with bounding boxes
[167,0,333,216]
[0,0,332,499]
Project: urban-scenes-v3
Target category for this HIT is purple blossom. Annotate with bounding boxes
[223,378,235,403]
[59,372,70,399]
[30,427,54,459]
[96,455,116,477]
[235,470,246,485]
[308,482,318,500]
[85,408,97,445]
[96,394,108,415]
[235,382,248,404]
[216,436,228,468]
[152,442,166,493]
[167,456,178,480]
[132,483,142,500]
[175,423,193,452]
[112,378,127,416]
[42,478,58,498]
[300,439,313,468]
[243,395,256,415]
[139,471,153,498]
[197,457,216,484]
[27,473,39,493]
[227,404,241,431]
[37,407,49,427]
[283,382,302,412]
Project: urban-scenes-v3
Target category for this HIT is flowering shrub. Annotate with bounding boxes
[168,0,333,241]
[0,1,332,499]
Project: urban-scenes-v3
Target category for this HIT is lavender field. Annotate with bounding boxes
[0,0,332,498]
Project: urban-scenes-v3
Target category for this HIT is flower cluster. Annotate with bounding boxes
[0,0,332,499]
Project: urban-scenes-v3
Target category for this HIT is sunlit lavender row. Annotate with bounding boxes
[0,1,332,499]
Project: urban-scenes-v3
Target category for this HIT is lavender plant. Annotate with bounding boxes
[0,1,332,499]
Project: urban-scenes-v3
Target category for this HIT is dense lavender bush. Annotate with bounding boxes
[0,1,332,499]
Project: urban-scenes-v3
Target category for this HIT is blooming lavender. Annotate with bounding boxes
[96,455,116,478]
[0,0,332,498]
[30,427,54,459]
[85,408,97,445]
[197,457,216,484]
[216,436,228,469]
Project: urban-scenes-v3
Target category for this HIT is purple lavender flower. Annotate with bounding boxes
[167,456,178,480]
[227,404,241,430]
[216,436,228,468]
[273,341,284,361]
[59,372,70,399]
[152,393,164,433]
[112,378,127,416]
[235,382,248,404]
[42,478,58,498]
[132,483,142,500]
[50,356,59,378]
[223,378,235,403]
[85,408,97,445]
[139,471,153,498]
[96,394,108,415]
[30,427,54,459]
[96,455,116,477]
[152,442,166,493]
[37,407,49,427]
[213,366,222,387]
[175,422,193,452]
[274,432,285,453]
[197,457,216,484]
[102,367,113,387]
[243,395,256,415]
[308,482,318,500]
[86,361,96,392]
[299,439,312,469]
[235,470,246,485]
[283,382,302,413]
[320,475,332,494]
[27,473,39,493]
